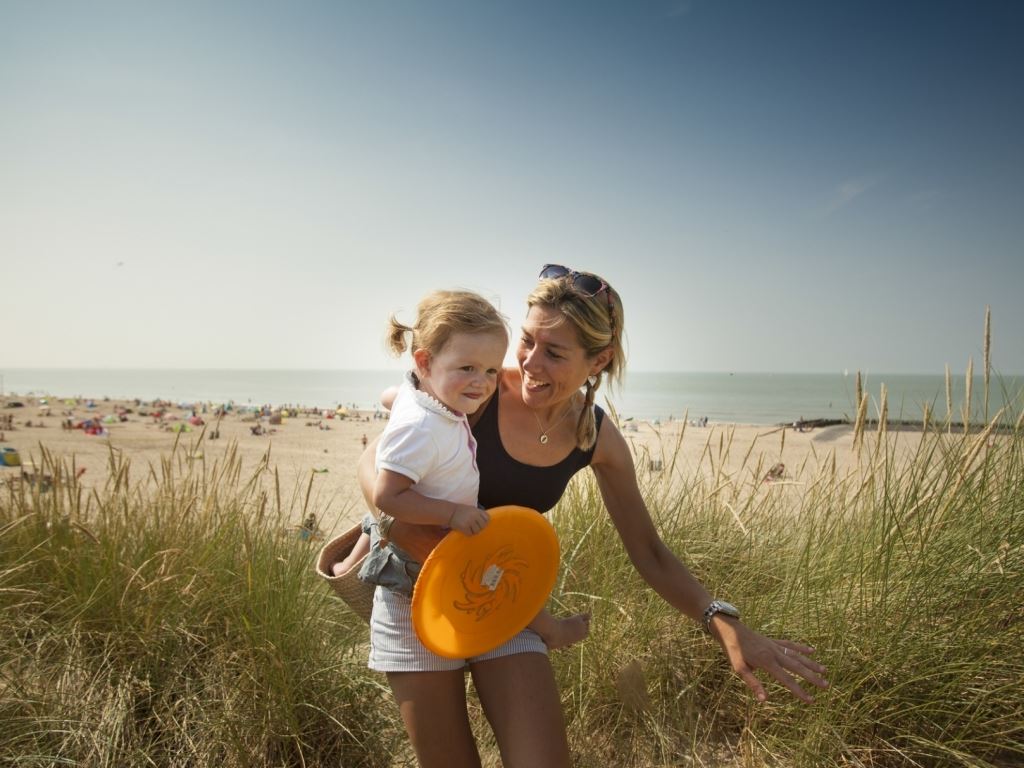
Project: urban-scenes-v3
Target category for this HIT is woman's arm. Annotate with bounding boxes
[590,423,829,703]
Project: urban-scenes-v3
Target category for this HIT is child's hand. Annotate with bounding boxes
[448,504,490,536]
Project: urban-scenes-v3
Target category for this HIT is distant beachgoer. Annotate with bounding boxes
[300,513,318,541]
[764,462,786,483]
[361,433,368,448]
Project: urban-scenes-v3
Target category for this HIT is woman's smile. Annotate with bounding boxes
[517,305,592,414]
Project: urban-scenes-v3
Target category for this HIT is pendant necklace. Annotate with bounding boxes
[532,402,574,445]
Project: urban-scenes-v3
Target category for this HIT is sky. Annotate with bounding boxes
[2,0,1022,375]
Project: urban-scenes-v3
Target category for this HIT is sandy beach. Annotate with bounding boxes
[1,392,934,536]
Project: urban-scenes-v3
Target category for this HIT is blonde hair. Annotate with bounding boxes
[527,274,625,450]
[388,290,508,359]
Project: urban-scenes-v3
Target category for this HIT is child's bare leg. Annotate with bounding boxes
[527,610,590,651]
[331,532,371,576]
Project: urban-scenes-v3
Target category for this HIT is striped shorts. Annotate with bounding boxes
[368,586,548,672]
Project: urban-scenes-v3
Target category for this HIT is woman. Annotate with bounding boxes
[356,265,829,768]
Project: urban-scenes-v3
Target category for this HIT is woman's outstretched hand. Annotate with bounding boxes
[709,617,830,703]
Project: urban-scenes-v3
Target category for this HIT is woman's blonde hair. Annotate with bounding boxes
[527,273,625,450]
[388,290,508,359]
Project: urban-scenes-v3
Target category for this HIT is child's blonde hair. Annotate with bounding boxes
[388,290,508,358]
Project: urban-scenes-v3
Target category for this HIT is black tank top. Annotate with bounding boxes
[472,391,605,513]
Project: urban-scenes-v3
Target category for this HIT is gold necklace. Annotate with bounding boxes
[532,402,574,445]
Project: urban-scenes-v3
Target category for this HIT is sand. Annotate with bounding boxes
[1,393,932,536]
[1,396,384,534]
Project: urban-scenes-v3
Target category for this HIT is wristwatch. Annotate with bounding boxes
[702,600,740,633]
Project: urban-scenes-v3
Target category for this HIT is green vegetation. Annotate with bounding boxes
[1,445,397,767]
[551,413,1024,767]
[3,410,1023,766]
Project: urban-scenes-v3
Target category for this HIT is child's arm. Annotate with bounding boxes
[372,468,489,536]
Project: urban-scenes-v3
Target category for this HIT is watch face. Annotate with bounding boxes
[703,600,740,628]
[716,601,739,617]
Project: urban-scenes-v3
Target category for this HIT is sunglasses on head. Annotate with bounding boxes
[538,263,616,328]
[540,264,610,301]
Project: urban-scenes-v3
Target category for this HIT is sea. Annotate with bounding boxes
[2,369,1021,426]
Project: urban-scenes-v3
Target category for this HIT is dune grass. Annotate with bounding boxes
[549,411,1023,767]
[1,443,398,767]
[2,405,1023,766]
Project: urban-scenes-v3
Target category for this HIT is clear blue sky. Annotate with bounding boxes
[2,0,1021,374]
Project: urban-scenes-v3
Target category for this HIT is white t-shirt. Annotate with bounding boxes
[375,374,479,507]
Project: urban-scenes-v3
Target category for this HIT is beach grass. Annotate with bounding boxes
[551,413,1024,767]
[3,408,1023,766]
[1,443,399,767]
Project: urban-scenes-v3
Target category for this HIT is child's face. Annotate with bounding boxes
[414,331,506,415]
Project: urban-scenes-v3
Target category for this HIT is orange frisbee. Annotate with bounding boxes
[411,505,559,659]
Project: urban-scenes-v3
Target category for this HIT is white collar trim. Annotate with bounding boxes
[404,371,463,421]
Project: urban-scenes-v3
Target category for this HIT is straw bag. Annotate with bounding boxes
[315,523,375,623]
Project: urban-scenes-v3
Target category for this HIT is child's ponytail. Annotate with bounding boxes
[387,315,415,356]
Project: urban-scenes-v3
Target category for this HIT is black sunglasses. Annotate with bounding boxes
[539,264,610,296]
[538,264,616,328]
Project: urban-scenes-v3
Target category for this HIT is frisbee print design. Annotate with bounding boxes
[411,506,560,658]
[453,544,528,620]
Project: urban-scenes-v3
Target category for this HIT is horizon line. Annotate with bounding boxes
[3,366,1021,378]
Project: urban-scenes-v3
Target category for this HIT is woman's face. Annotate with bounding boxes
[516,304,609,410]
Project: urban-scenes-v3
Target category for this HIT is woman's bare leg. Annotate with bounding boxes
[386,670,481,768]
[470,653,571,768]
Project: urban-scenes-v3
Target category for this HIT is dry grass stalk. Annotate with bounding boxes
[945,363,953,431]
[854,392,869,455]
[983,305,991,423]
[875,383,888,454]
[944,407,1006,512]
[964,357,974,434]
[855,370,863,411]
[615,659,651,713]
